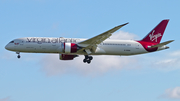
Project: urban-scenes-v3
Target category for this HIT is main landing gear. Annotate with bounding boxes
[83,55,93,64]
[16,52,21,59]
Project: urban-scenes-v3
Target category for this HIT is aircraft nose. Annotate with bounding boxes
[5,44,11,50]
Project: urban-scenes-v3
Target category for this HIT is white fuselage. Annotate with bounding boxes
[5,37,167,56]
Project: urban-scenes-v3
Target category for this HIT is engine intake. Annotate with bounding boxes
[63,43,78,53]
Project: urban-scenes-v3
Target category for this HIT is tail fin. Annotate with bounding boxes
[141,19,169,44]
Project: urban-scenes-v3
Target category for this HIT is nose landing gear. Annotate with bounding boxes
[16,52,21,59]
[83,55,93,64]
[17,55,20,58]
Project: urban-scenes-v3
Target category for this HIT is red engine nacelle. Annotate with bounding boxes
[59,54,77,60]
[63,43,78,53]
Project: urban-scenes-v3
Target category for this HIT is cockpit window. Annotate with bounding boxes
[10,41,14,43]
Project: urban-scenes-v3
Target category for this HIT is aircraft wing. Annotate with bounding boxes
[77,22,129,54]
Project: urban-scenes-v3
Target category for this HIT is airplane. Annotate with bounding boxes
[5,19,174,64]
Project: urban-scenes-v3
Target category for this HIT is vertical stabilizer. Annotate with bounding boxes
[141,19,169,43]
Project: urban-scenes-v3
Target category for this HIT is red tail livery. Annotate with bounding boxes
[141,19,169,44]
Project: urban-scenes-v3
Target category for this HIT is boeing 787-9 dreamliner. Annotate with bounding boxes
[5,19,174,64]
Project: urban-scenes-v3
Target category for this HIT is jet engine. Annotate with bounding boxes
[62,43,78,53]
[59,54,78,60]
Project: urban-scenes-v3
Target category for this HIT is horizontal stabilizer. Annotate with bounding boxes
[150,40,174,48]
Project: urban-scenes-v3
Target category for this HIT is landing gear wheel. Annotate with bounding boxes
[83,55,93,64]
[17,55,20,59]
[83,59,87,63]
[16,52,20,59]
[89,56,93,60]
[85,55,89,60]
[87,60,91,64]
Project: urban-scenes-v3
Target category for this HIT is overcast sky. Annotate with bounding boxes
[1,0,180,101]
